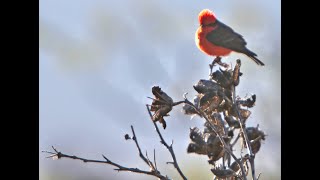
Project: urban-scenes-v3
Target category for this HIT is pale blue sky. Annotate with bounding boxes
[40,0,280,179]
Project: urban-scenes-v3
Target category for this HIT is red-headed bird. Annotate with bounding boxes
[195,9,265,66]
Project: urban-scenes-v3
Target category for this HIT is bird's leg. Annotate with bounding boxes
[209,56,221,75]
[214,57,230,69]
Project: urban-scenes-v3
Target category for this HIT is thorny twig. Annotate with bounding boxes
[42,146,168,180]
[130,125,156,171]
[146,105,188,180]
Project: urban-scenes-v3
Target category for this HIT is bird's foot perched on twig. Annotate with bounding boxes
[209,56,230,75]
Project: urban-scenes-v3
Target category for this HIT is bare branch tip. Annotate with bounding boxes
[102,154,109,162]
[51,146,58,153]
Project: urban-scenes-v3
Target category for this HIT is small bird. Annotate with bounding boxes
[195,9,265,66]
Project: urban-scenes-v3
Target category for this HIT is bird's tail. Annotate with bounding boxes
[245,49,265,66]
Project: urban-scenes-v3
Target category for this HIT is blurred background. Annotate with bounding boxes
[39,0,280,179]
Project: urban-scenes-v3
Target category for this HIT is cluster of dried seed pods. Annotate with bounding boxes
[183,59,266,179]
[148,59,266,179]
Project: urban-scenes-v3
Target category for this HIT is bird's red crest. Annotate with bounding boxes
[198,9,216,25]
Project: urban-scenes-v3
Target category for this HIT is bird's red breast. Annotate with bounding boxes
[195,26,232,57]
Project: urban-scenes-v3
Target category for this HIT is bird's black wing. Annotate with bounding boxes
[206,20,255,55]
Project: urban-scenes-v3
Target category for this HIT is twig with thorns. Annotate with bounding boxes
[42,145,168,179]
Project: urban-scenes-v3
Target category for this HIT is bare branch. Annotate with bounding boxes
[153,149,158,171]
[130,125,156,171]
[146,105,187,180]
[42,146,168,180]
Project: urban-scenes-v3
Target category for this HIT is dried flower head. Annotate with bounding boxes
[149,86,174,129]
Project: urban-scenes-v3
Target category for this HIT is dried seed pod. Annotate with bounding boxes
[210,69,233,88]
[187,143,207,155]
[149,86,174,129]
[189,127,205,144]
[233,59,241,86]
[246,126,266,141]
[242,126,266,154]
[251,139,262,154]
[193,79,223,94]
[211,167,237,179]
[204,133,230,162]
